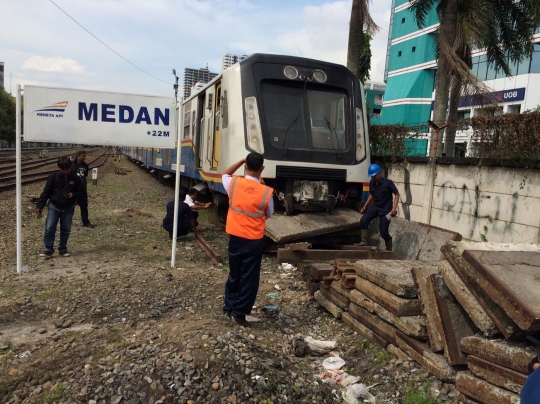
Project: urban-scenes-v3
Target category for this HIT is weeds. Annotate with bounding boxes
[43,382,68,404]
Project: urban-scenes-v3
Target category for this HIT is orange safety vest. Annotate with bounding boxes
[226,176,273,240]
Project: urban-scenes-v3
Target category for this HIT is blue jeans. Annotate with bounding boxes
[224,236,264,319]
[44,205,75,253]
[360,207,391,240]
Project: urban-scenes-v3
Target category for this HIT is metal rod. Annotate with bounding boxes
[16,85,22,275]
[171,97,184,268]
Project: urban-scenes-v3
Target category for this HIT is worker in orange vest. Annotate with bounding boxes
[222,152,274,326]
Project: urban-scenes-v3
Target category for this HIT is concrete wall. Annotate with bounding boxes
[388,160,540,244]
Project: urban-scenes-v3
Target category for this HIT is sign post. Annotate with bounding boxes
[92,168,98,186]
[16,85,23,275]
[170,97,184,269]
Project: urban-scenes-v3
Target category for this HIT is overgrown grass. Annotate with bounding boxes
[404,381,440,404]
[43,382,70,404]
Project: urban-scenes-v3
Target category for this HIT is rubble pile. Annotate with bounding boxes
[308,241,540,404]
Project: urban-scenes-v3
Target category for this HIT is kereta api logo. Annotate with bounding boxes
[34,101,68,118]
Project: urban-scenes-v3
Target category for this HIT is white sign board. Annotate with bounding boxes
[24,86,177,148]
[92,168,98,180]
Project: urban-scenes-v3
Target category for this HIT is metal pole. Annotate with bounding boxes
[16,85,22,275]
[171,97,184,268]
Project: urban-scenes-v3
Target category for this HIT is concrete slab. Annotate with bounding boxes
[411,264,444,352]
[349,302,397,345]
[462,250,540,331]
[319,285,349,310]
[348,287,427,339]
[307,262,334,281]
[353,260,417,298]
[354,276,422,317]
[467,355,527,394]
[265,209,363,243]
[395,330,457,382]
[441,241,520,338]
[342,312,390,349]
[277,248,394,264]
[368,216,462,261]
[439,260,498,337]
[460,335,539,374]
[428,273,478,365]
[456,372,520,404]
[314,290,343,319]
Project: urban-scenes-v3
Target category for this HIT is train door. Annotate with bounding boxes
[194,94,205,168]
[204,87,215,170]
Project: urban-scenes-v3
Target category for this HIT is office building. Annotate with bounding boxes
[378,0,540,156]
[183,66,218,98]
[364,80,385,120]
[222,54,248,71]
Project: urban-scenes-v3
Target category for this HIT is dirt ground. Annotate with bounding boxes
[0,155,459,404]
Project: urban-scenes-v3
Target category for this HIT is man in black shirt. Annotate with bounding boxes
[162,190,199,240]
[359,164,400,251]
[72,151,95,228]
[36,156,83,257]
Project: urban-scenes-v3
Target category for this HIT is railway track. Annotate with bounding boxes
[0,152,110,193]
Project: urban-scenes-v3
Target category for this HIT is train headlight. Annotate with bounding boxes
[313,70,327,83]
[245,97,265,154]
[284,66,298,80]
[355,107,366,161]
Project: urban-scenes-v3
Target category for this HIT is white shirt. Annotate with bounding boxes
[184,194,195,207]
[222,174,274,218]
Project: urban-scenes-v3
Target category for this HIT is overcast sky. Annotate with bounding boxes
[1,0,392,97]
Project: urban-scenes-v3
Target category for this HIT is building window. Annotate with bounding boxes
[412,46,416,52]
[398,51,402,57]
[402,18,405,23]
[507,104,521,114]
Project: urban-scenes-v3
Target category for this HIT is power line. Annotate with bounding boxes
[48,0,171,85]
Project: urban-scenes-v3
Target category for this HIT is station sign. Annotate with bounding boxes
[24,86,177,148]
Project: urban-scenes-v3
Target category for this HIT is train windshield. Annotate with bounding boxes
[260,80,349,152]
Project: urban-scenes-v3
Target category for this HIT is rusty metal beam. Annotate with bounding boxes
[194,233,221,264]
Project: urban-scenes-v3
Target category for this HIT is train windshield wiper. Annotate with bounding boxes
[324,116,342,159]
[281,113,302,155]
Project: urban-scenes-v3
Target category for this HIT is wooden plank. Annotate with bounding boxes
[348,302,397,345]
[307,278,320,296]
[319,285,349,310]
[462,250,540,331]
[428,273,477,366]
[441,242,519,339]
[314,290,343,319]
[308,263,334,281]
[411,264,444,352]
[354,276,421,317]
[395,330,456,383]
[456,372,520,404]
[439,260,498,337]
[460,335,539,374]
[467,355,527,394]
[342,312,390,349]
[277,249,394,264]
[353,259,418,298]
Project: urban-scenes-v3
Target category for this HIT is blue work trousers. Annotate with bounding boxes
[224,235,264,319]
[44,205,75,253]
[360,207,391,240]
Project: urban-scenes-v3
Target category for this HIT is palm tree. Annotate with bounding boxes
[347,0,379,83]
[410,0,540,156]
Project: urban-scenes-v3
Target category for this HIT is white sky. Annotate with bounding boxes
[1,0,392,97]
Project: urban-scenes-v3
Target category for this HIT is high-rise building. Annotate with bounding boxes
[183,66,218,98]
[0,62,4,89]
[222,54,248,71]
[364,80,386,120]
[377,0,540,156]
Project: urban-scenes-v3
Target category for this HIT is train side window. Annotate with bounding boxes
[183,109,191,139]
[222,90,229,129]
[192,111,196,138]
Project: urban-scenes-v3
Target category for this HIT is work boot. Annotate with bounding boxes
[359,229,369,246]
[384,237,393,251]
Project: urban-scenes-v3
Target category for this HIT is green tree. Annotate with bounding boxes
[410,0,540,156]
[0,87,16,146]
[347,0,379,83]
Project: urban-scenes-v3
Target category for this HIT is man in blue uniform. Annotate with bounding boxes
[359,164,400,251]
[162,190,198,240]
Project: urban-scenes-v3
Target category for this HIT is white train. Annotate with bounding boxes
[124,53,371,218]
